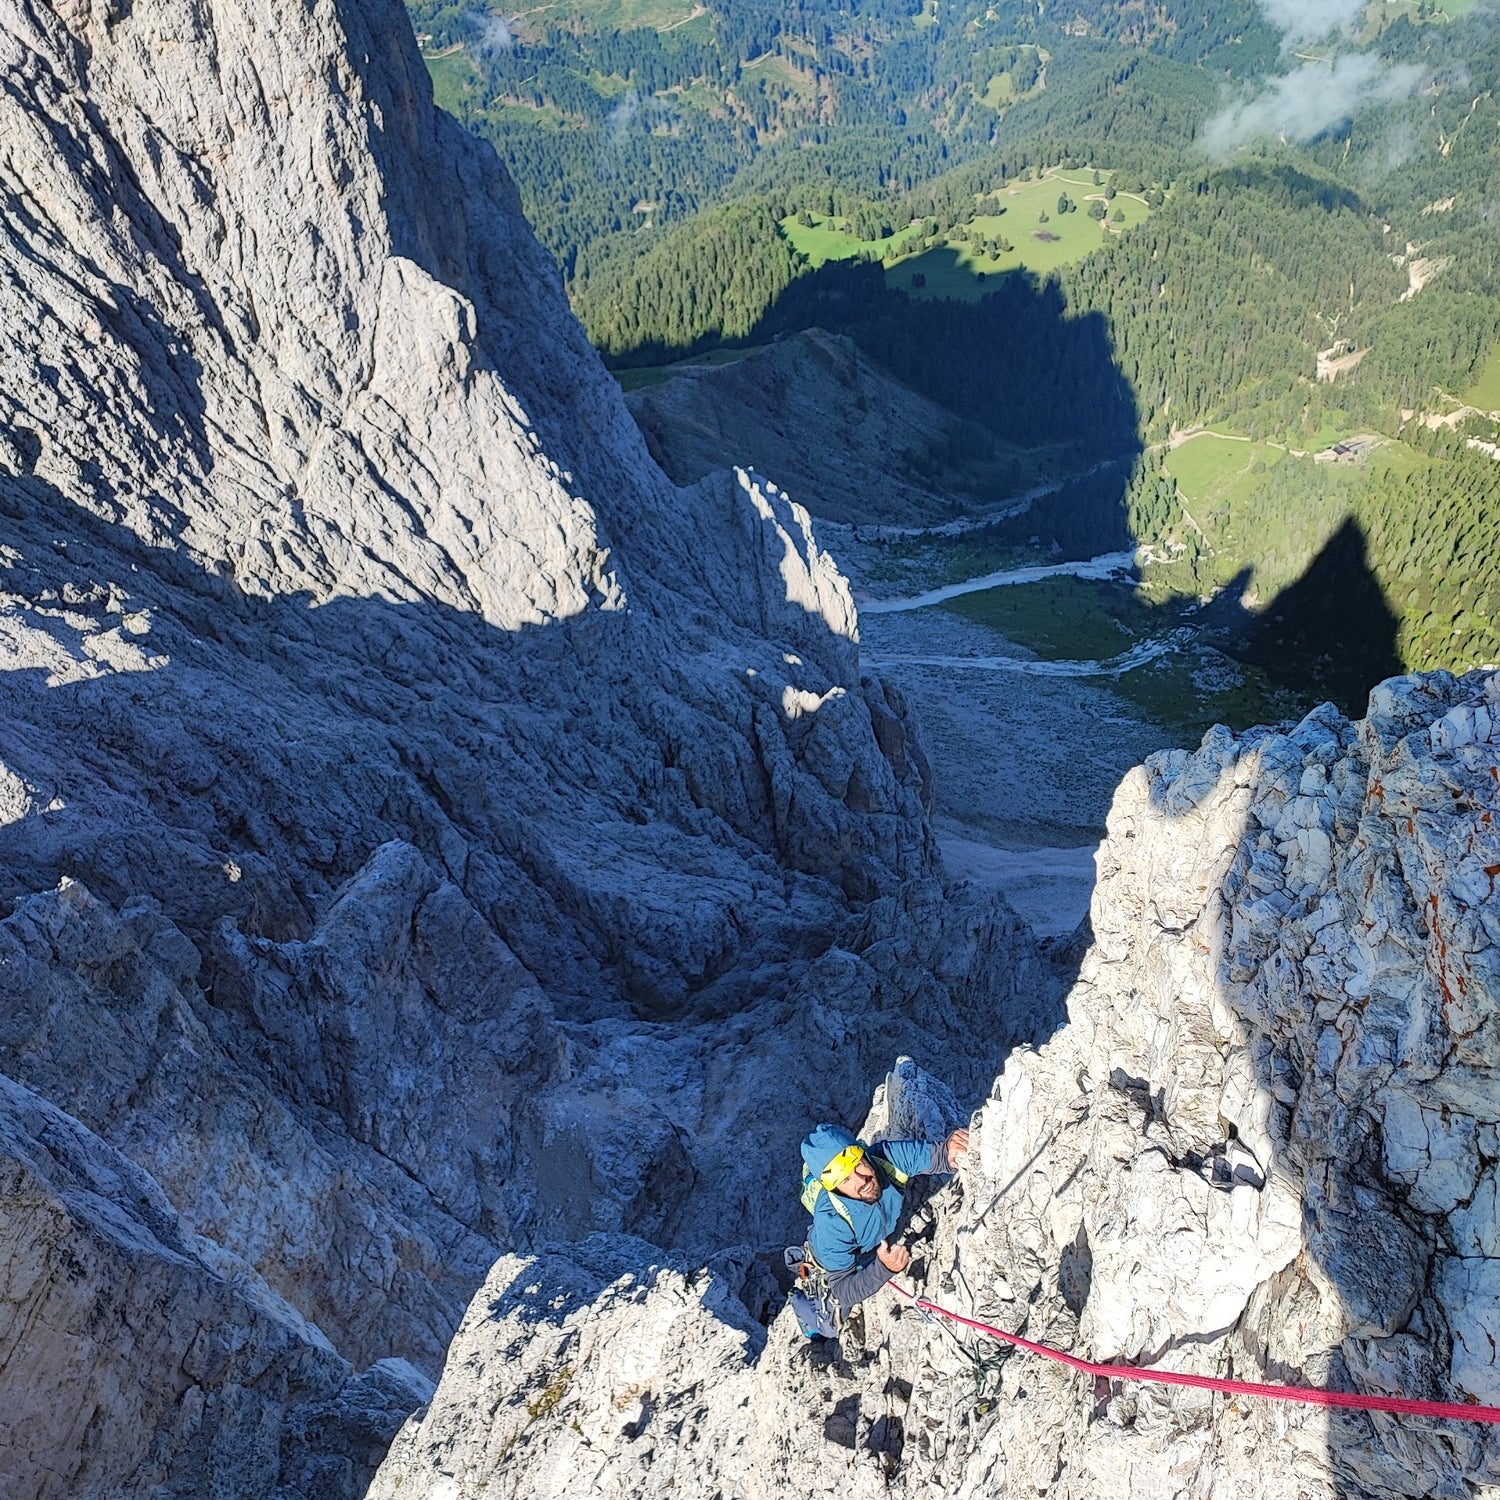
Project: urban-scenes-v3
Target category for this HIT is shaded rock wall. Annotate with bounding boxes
[380,671,1500,1499]
[625,329,1004,528]
[0,1070,430,1500]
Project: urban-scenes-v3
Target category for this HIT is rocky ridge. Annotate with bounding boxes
[374,670,1500,1499]
[0,2,1051,1494]
[625,329,1012,529]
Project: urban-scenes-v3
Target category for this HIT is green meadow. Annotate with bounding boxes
[1364,0,1477,27]
[1160,433,1308,595]
[1466,345,1500,411]
[740,52,816,101]
[423,49,479,114]
[781,170,1154,302]
[978,49,1046,109]
[1164,434,1287,513]
[780,217,924,268]
[550,0,706,29]
[942,574,1306,736]
[945,575,1148,662]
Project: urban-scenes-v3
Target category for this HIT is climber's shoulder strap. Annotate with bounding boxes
[869,1149,909,1187]
[801,1167,856,1227]
[800,1142,908,1227]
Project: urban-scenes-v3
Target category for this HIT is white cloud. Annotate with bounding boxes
[1200,55,1423,158]
[467,10,514,59]
[606,91,640,145]
[1256,0,1366,46]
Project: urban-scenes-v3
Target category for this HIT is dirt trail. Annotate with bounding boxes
[859,550,1137,614]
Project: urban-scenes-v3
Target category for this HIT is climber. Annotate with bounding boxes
[796,1122,969,1322]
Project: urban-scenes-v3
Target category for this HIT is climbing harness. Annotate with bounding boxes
[785,1244,842,1338]
[886,1283,1500,1425]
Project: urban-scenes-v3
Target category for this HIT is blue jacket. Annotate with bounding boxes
[801,1124,948,1313]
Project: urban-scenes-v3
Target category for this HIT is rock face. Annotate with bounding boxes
[0,1068,433,1499]
[938,670,1500,1498]
[377,671,1500,1499]
[0,0,930,998]
[0,1,1051,1493]
[625,329,1014,528]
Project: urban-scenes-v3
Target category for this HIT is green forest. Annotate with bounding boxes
[408,0,1500,702]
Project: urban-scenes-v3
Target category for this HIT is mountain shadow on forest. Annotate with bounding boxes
[615,258,1144,466]
[1118,519,1403,721]
[612,253,1407,720]
[1231,518,1403,716]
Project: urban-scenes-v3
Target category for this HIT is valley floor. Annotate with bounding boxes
[828,527,1176,937]
[624,341,1321,944]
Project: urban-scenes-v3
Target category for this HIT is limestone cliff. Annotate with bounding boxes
[374,671,1500,1499]
[0,2,1051,1495]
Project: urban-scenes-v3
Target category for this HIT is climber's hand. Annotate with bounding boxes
[946,1127,971,1169]
[877,1240,910,1273]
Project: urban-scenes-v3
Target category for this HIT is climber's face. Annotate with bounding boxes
[836,1157,882,1203]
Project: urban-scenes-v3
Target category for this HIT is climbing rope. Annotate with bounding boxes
[887,1282,1500,1425]
[907,1284,1010,1401]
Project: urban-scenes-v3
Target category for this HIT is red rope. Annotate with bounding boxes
[887,1282,1500,1424]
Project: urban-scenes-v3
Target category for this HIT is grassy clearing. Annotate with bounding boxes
[946,575,1146,660]
[1466,345,1500,411]
[981,73,1019,108]
[1117,650,1307,737]
[908,174,1152,295]
[782,171,1153,301]
[660,6,713,39]
[1299,417,1355,452]
[1158,434,1303,597]
[1158,435,1290,564]
[859,529,1043,590]
[943,575,1308,736]
[424,50,480,113]
[1363,0,1475,28]
[741,53,815,102]
[978,48,1046,110]
[781,216,924,267]
[1165,434,1286,510]
[667,78,723,110]
[582,70,636,100]
[1366,439,1427,481]
[483,101,576,129]
[554,0,704,28]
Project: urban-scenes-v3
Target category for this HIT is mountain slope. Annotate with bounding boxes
[0,1,1054,1492]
